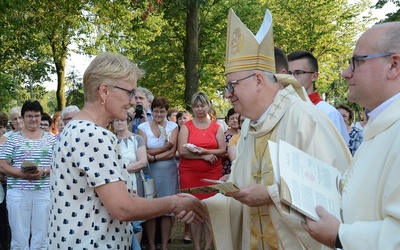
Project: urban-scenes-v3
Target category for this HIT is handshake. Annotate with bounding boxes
[172,193,208,224]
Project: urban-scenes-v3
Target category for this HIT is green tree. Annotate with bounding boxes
[0,1,53,110]
[44,90,59,115]
[65,69,84,108]
[375,0,400,22]
[30,0,91,110]
[261,0,373,106]
[0,0,92,111]
[0,0,376,115]
[0,73,23,112]
[130,0,231,111]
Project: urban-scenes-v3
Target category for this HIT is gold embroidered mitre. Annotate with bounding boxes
[225,9,275,75]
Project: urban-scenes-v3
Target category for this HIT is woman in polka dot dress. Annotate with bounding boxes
[48,52,207,250]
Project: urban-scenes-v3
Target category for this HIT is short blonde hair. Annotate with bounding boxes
[83,52,145,102]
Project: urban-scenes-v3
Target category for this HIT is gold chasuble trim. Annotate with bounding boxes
[249,123,278,250]
[248,89,300,250]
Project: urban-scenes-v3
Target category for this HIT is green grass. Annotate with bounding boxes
[141,220,206,249]
[168,220,195,250]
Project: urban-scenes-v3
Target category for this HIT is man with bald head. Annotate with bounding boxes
[303,22,400,249]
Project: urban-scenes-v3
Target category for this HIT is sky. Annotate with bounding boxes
[44,0,397,91]
[44,53,93,91]
[367,0,396,20]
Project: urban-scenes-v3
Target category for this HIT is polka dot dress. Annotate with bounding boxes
[48,120,133,249]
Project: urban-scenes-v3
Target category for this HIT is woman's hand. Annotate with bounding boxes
[23,169,43,180]
[202,154,218,164]
[194,147,207,155]
[163,141,174,151]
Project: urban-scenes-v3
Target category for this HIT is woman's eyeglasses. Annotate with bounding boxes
[109,84,136,102]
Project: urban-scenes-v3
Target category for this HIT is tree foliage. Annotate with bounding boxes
[1,0,95,111]
[375,0,400,22]
[131,0,232,114]
[1,0,382,118]
[0,73,23,112]
[65,69,84,108]
[262,0,373,106]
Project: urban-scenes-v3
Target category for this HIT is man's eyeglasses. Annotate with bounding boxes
[225,73,256,94]
[288,70,315,76]
[109,84,136,101]
[40,123,49,127]
[349,53,394,72]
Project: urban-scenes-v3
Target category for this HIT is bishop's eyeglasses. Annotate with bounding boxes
[225,74,256,94]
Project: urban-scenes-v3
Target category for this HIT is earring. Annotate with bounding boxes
[102,100,105,105]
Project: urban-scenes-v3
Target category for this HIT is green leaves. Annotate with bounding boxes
[1,0,393,117]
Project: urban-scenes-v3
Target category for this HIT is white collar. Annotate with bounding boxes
[368,92,400,121]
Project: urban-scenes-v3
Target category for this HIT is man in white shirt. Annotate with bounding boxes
[288,50,350,144]
[303,21,400,250]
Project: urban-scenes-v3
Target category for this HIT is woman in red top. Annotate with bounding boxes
[178,91,225,250]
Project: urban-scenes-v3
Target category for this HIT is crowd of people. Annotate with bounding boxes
[0,7,399,250]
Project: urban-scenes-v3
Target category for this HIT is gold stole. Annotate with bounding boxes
[249,127,278,250]
[245,85,304,250]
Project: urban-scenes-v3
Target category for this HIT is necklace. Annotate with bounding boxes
[194,119,210,136]
[200,126,208,136]
[150,120,166,138]
[82,109,97,123]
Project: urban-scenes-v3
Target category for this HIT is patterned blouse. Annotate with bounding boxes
[48,120,133,249]
[349,126,363,156]
[0,131,56,190]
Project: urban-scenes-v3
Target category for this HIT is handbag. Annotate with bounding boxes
[140,163,157,198]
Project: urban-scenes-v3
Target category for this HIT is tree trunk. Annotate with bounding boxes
[55,57,66,110]
[183,0,199,109]
[50,33,68,111]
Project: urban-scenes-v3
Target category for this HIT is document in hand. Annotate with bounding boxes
[179,179,240,195]
[269,140,342,222]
